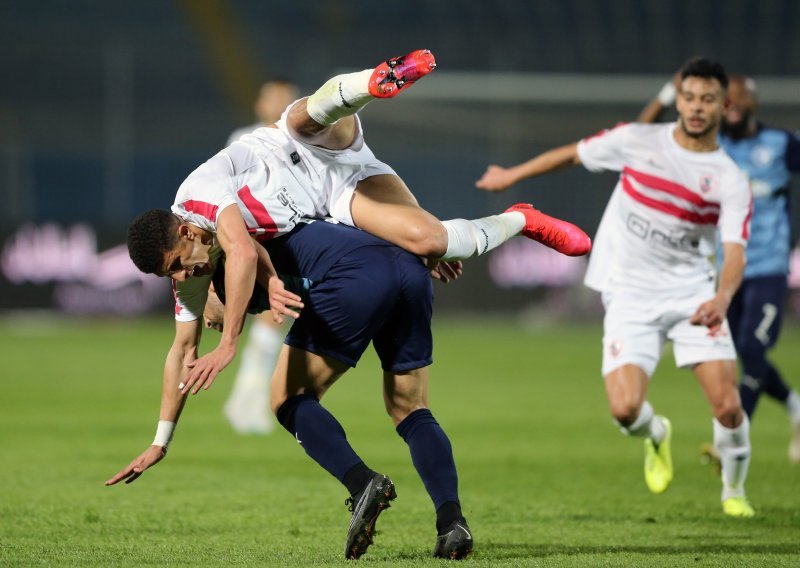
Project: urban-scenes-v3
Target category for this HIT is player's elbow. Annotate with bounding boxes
[231,241,259,268]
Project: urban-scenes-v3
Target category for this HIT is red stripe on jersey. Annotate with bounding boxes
[621,176,719,225]
[622,167,719,210]
[237,185,278,240]
[742,196,753,240]
[172,280,182,315]
[581,122,629,143]
[182,200,219,222]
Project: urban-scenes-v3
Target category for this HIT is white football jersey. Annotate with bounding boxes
[578,123,752,293]
[171,125,327,242]
[171,108,394,243]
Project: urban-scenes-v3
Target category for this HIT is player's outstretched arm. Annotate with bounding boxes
[638,73,681,124]
[690,242,746,334]
[106,320,201,485]
[475,142,581,192]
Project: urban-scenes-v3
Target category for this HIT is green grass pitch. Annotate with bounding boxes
[1,316,799,566]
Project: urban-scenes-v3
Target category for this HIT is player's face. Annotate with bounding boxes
[722,78,757,137]
[255,83,299,124]
[676,76,726,139]
[158,236,213,282]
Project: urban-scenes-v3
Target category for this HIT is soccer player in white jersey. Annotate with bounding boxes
[476,57,756,517]
[126,50,592,404]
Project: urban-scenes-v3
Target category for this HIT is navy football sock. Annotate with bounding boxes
[342,462,378,498]
[396,408,461,522]
[739,381,760,418]
[276,393,364,483]
[762,362,791,403]
[435,501,465,535]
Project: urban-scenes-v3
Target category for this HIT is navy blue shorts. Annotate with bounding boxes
[727,274,788,352]
[285,245,433,372]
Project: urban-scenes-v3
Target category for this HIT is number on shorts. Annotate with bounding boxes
[754,303,777,346]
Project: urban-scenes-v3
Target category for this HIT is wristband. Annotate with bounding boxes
[153,420,176,448]
[657,81,677,106]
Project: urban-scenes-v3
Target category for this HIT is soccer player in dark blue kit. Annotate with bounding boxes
[718,76,800,462]
[107,218,473,560]
[640,73,800,462]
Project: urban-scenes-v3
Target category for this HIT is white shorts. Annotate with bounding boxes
[274,100,396,227]
[601,284,737,377]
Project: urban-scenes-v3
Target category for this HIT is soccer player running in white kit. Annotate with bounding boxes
[126,49,592,402]
[476,57,756,517]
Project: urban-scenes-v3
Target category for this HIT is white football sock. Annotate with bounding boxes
[618,401,666,445]
[714,415,751,500]
[224,320,283,435]
[786,390,800,424]
[305,69,374,125]
[440,212,524,260]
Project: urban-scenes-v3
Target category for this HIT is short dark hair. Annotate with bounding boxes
[127,209,179,274]
[680,57,729,90]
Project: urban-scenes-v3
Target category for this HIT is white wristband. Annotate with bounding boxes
[153,420,176,448]
[657,81,677,106]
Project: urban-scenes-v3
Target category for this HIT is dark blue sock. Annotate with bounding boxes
[396,408,460,516]
[739,379,760,418]
[762,362,791,403]
[276,394,363,483]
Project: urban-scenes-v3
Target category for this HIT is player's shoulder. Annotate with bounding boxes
[714,148,747,178]
[714,151,750,192]
[581,121,632,143]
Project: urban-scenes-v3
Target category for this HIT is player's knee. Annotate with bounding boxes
[609,400,640,427]
[713,396,743,428]
[399,221,448,257]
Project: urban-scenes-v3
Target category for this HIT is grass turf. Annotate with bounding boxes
[1,315,799,566]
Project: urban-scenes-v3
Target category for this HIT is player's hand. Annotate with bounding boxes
[690,296,728,336]
[182,344,237,394]
[428,260,464,284]
[476,165,516,192]
[105,445,166,486]
[268,276,304,324]
[203,288,225,332]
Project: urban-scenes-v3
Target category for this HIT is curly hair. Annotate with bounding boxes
[680,57,728,90]
[127,209,180,274]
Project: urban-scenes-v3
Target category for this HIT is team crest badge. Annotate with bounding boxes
[699,173,717,194]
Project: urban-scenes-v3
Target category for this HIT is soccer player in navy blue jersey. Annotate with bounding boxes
[106,219,473,560]
[640,73,800,463]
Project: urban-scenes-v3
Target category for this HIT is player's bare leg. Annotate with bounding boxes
[694,360,754,517]
[604,364,672,494]
[286,51,591,260]
[351,174,449,256]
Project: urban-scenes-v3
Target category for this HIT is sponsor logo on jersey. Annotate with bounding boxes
[699,173,718,194]
[750,145,774,167]
[277,186,304,224]
[626,213,698,251]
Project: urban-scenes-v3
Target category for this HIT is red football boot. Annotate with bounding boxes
[506,203,592,257]
[368,49,436,98]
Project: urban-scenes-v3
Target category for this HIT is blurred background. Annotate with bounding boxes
[2,0,799,319]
